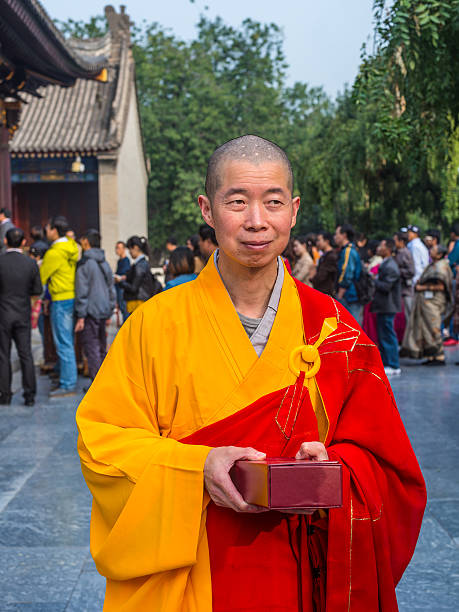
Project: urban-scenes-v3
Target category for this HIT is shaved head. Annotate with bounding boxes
[205,134,293,201]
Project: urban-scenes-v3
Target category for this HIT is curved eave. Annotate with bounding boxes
[1,0,108,87]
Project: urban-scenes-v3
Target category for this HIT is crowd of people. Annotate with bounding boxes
[281,222,459,375]
[0,209,218,406]
[0,201,458,406]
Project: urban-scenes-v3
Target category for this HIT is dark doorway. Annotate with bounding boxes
[12,181,99,244]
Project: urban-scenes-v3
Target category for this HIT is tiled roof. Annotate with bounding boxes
[0,0,108,97]
[10,7,133,155]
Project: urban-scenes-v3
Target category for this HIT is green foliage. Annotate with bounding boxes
[59,5,459,246]
[355,0,459,231]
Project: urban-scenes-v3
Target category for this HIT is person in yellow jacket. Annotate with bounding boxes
[40,216,79,397]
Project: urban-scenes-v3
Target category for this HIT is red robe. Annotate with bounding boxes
[182,279,426,611]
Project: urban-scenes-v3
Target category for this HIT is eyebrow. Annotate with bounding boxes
[222,186,288,199]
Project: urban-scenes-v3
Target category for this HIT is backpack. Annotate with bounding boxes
[339,244,375,305]
[150,273,163,298]
[354,266,375,305]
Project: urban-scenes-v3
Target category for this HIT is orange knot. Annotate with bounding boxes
[301,345,319,364]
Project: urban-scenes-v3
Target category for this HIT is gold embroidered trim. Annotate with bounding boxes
[348,496,353,611]
[348,368,397,411]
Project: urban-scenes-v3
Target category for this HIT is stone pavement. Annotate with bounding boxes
[0,346,458,610]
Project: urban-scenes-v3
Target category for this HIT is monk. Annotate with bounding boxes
[76,135,426,611]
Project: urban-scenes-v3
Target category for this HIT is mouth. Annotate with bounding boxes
[241,241,272,251]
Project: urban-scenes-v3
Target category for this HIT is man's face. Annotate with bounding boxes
[334,227,345,247]
[81,237,90,251]
[45,224,57,242]
[166,242,176,253]
[407,230,416,242]
[393,234,401,250]
[198,160,299,269]
[377,241,387,258]
[115,243,124,258]
[316,234,327,251]
[199,237,215,259]
[430,245,439,261]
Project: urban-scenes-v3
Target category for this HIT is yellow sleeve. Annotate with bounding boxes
[40,248,60,286]
[76,303,211,581]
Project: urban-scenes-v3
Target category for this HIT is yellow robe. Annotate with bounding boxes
[76,257,306,611]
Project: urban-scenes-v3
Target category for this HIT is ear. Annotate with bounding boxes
[290,196,300,229]
[198,195,215,228]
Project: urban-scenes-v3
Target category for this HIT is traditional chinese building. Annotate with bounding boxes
[7,4,148,265]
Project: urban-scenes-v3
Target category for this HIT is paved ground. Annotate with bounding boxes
[0,343,458,610]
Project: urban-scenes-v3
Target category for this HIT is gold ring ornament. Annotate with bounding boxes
[288,317,337,378]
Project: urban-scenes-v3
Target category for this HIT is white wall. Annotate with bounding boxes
[116,85,148,244]
[99,83,148,269]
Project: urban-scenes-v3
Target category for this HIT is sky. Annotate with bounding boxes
[44,0,375,98]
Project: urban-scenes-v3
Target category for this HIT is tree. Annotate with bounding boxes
[355,0,459,229]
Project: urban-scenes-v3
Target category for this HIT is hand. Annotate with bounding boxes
[74,318,85,332]
[295,441,329,461]
[204,446,268,513]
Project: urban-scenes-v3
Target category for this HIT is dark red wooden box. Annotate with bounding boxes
[230,458,343,510]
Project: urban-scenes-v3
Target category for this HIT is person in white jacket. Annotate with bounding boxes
[405,224,429,285]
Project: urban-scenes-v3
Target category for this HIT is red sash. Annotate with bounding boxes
[182,375,327,611]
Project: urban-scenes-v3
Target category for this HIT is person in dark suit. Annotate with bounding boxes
[114,241,130,322]
[0,208,15,255]
[311,230,338,296]
[371,238,402,376]
[0,228,42,405]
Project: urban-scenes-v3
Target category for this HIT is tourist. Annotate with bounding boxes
[114,241,130,323]
[305,232,320,264]
[29,225,49,255]
[75,230,116,388]
[424,228,441,250]
[371,239,402,375]
[394,231,415,319]
[405,224,429,284]
[165,246,197,290]
[292,235,314,285]
[186,234,205,274]
[77,134,425,611]
[165,236,178,253]
[402,244,453,365]
[281,237,295,273]
[311,230,338,295]
[0,227,42,406]
[356,232,370,262]
[334,223,363,323]
[115,236,161,314]
[448,221,459,268]
[0,208,15,255]
[40,216,79,397]
[198,223,218,261]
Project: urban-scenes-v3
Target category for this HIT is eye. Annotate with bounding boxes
[225,199,246,208]
[267,199,283,207]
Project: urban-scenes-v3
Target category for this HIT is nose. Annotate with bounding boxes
[244,201,269,232]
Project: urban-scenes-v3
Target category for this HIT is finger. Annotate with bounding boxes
[236,446,266,461]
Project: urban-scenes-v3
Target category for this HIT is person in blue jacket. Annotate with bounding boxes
[334,223,363,323]
[165,246,197,290]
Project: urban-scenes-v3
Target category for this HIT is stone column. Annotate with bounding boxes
[97,153,119,269]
